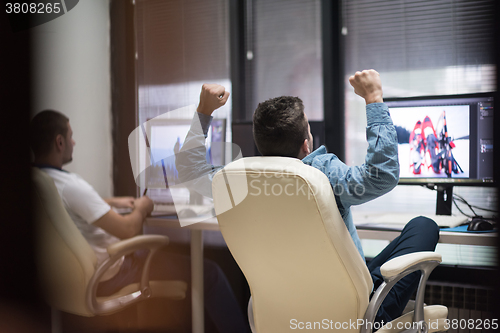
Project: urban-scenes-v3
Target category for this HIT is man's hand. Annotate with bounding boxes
[349,69,383,105]
[134,196,154,217]
[106,196,135,209]
[197,83,230,116]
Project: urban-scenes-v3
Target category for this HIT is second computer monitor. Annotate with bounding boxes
[146,118,226,202]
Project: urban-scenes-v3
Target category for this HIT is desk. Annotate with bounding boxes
[356,228,497,246]
[146,216,218,333]
[146,215,496,332]
[351,211,497,246]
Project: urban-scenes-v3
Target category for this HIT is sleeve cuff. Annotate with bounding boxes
[196,112,213,137]
[366,103,393,126]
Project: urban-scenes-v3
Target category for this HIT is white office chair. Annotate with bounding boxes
[32,168,187,331]
[212,157,448,333]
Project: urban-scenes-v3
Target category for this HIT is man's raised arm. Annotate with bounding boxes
[344,70,399,205]
[174,84,229,198]
[304,70,399,208]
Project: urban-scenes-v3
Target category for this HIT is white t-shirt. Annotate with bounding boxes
[42,167,123,281]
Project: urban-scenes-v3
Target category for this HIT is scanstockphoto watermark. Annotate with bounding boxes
[246,161,385,199]
[248,178,369,199]
[248,178,362,199]
[289,318,442,330]
[246,161,383,182]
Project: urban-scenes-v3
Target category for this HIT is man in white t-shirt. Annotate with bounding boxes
[30,110,250,333]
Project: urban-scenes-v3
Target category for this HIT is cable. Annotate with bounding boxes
[453,193,498,213]
[452,197,474,218]
[452,193,478,216]
[423,184,498,218]
[454,200,497,213]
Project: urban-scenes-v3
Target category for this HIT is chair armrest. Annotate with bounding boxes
[248,296,256,333]
[380,252,442,282]
[361,252,442,333]
[86,235,170,315]
[107,235,169,257]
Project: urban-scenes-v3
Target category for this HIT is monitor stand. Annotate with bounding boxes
[435,185,453,215]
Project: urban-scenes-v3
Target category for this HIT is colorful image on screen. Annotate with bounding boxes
[390,105,470,179]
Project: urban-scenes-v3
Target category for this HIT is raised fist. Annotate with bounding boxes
[348,69,383,105]
[197,84,230,116]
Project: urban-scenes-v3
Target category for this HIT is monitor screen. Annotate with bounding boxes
[385,93,494,185]
[145,118,226,203]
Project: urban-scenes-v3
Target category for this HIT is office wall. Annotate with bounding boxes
[31,0,113,197]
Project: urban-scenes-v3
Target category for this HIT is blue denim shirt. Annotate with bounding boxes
[176,103,399,261]
[301,103,400,260]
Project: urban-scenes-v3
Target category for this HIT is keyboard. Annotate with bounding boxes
[372,213,469,228]
[151,204,214,217]
[114,204,214,217]
[151,204,177,216]
[113,207,133,215]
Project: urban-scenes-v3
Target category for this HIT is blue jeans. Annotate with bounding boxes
[367,216,440,325]
[97,250,251,333]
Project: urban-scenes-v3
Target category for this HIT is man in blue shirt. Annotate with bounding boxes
[176,70,439,325]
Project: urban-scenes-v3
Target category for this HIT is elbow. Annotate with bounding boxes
[384,164,400,190]
[368,166,399,194]
[382,157,400,189]
[390,158,400,187]
[385,169,399,192]
[389,173,399,190]
[121,218,143,239]
[387,161,400,188]
[122,227,141,240]
[124,227,139,240]
[115,227,136,240]
[394,165,400,186]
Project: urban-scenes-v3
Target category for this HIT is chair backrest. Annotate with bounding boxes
[32,167,97,316]
[212,157,373,333]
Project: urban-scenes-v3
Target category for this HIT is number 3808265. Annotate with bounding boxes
[6,3,61,14]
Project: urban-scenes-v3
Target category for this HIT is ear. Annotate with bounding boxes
[299,138,310,158]
[303,138,311,154]
[55,134,64,152]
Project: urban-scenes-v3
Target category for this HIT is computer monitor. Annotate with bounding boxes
[385,93,494,186]
[144,118,226,203]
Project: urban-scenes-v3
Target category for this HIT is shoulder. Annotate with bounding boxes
[60,173,111,222]
[62,174,102,201]
[40,168,110,223]
[302,146,348,176]
[302,145,343,167]
[301,146,329,165]
[42,169,101,203]
[47,169,90,192]
[41,168,75,191]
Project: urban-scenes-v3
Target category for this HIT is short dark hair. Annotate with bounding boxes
[30,110,69,157]
[253,96,308,158]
